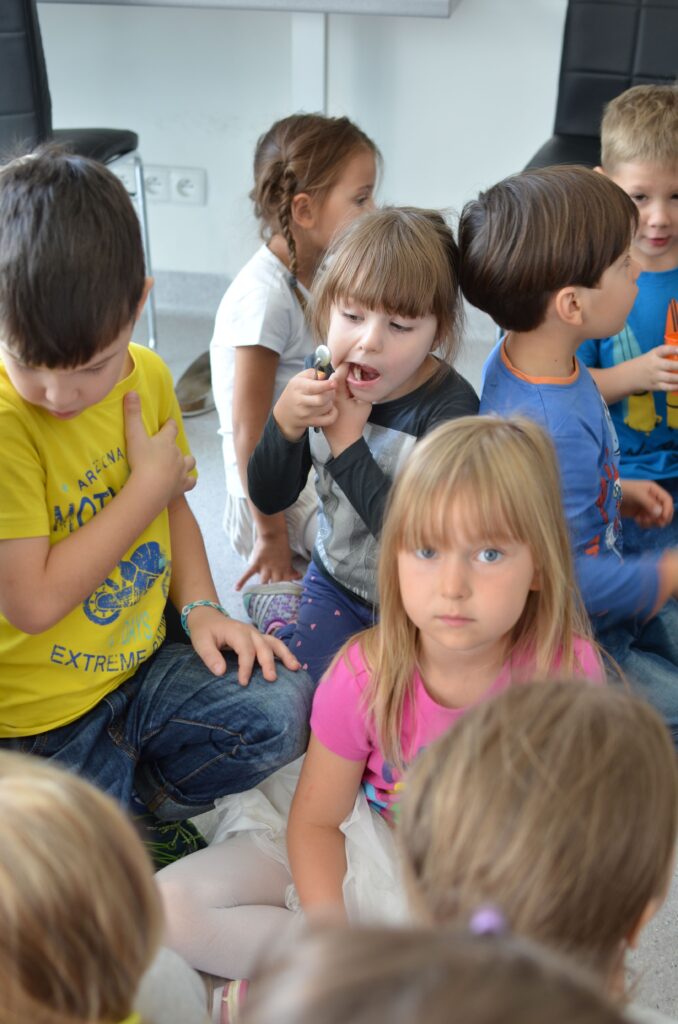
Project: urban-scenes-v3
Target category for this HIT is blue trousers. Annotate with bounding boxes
[597,598,678,747]
[279,560,376,684]
[0,643,314,819]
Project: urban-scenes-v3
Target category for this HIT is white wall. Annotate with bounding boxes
[38,0,567,277]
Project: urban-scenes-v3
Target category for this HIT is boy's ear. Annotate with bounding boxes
[552,286,583,327]
[290,192,316,230]
[134,277,154,323]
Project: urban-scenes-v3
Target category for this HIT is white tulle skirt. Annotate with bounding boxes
[210,756,408,924]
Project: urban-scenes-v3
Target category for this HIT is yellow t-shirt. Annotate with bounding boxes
[0,344,193,738]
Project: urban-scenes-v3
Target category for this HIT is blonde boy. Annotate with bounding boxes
[579,85,678,554]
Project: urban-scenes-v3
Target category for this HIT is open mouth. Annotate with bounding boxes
[349,363,380,383]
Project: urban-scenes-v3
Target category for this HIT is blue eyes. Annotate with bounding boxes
[477,548,502,564]
[413,547,503,564]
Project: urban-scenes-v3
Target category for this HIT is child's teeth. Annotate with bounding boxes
[354,365,362,381]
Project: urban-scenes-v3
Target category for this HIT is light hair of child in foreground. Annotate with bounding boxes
[241,923,627,1024]
[400,681,678,1001]
[0,751,162,1024]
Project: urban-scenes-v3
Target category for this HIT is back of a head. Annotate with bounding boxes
[458,165,637,331]
[601,84,678,173]
[0,751,161,1024]
[400,681,678,981]
[0,146,145,369]
[311,205,463,363]
[242,923,627,1024]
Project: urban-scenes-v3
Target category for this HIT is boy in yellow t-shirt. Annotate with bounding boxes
[0,149,312,849]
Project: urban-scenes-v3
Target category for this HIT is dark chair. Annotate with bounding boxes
[0,0,157,347]
[525,0,678,170]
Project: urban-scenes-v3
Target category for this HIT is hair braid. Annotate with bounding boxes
[278,165,307,310]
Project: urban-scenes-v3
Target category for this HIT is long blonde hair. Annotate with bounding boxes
[400,681,678,984]
[354,415,592,768]
[0,752,162,1024]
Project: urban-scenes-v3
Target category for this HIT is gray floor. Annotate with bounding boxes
[138,296,678,1017]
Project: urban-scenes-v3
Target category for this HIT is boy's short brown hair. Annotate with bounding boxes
[458,165,637,332]
[0,146,145,368]
[601,84,678,173]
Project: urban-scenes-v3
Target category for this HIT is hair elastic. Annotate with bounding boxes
[118,1014,142,1024]
[469,905,507,937]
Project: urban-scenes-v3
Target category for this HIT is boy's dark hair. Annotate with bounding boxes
[458,165,638,332]
[0,146,145,368]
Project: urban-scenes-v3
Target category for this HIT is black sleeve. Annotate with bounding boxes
[247,413,312,515]
[326,438,389,539]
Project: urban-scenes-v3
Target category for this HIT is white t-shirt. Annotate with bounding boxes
[210,244,313,498]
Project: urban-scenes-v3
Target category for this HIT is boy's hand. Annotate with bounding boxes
[621,479,674,528]
[631,346,678,392]
[273,368,337,442]
[235,531,301,590]
[322,362,372,457]
[186,605,301,685]
[124,390,196,504]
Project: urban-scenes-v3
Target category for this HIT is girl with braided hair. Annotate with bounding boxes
[210,114,379,599]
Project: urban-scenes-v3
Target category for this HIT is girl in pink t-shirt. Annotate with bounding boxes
[157,416,602,1016]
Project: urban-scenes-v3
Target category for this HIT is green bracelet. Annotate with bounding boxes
[180,600,230,638]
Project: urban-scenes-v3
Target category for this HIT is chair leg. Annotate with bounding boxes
[132,152,158,350]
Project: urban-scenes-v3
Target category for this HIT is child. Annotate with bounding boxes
[210,114,378,592]
[244,206,479,681]
[462,165,678,739]
[400,680,678,1020]
[156,415,601,1001]
[578,85,678,555]
[0,749,210,1024]
[242,924,627,1024]
[0,149,312,839]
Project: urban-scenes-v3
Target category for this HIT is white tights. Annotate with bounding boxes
[156,835,296,981]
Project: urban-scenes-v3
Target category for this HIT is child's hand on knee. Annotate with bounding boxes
[273,369,337,442]
[621,479,674,527]
[124,390,196,505]
[187,606,301,684]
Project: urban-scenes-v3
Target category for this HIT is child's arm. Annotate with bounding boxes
[232,346,301,590]
[167,495,301,684]
[0,391,194,634]
[588,346,678,404]
[287,733,365,918]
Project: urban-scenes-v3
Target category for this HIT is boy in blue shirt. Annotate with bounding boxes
[460,165,678,740]
[0,149,312,844]
[578,85,678,555]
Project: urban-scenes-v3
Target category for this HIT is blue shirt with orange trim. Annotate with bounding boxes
[480,339,660,626]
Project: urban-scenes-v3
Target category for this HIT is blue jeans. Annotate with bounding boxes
[622,477,678,555]
[0,643,314,819]
[596,598,678,747]
[278,561,376,683]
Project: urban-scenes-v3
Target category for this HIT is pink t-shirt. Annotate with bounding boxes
[310,638,603,824]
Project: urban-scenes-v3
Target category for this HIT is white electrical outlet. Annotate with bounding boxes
[170,167,207,206]
[144,165,171,203]
[111,162,136,195]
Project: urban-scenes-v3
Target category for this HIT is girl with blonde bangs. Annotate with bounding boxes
[362,414,593,767]
[243,206,478,683]
[157,417,599,1016]
[400,681,678,1020]
[0,751,209,1024]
